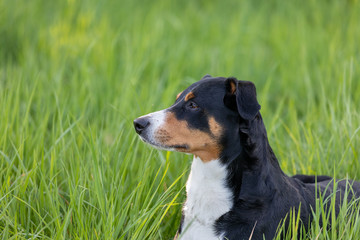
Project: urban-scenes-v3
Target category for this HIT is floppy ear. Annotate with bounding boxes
[225,78,261,120]
[201,74,212,80]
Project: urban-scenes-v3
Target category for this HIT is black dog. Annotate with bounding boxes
[133,75,360,239]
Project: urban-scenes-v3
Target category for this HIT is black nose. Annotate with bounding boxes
[133,117,150,134]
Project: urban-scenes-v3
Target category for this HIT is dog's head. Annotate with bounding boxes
[133,75,261,162]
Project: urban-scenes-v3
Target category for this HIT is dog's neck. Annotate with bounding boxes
[180,114,286,238]
[222,114,286,201]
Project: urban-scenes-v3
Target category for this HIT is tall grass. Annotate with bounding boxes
[0,0,359,239]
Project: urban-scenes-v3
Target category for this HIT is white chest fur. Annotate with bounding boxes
[179,157,233,240]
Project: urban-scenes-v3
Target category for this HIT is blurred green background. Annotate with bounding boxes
[1,0,360,239]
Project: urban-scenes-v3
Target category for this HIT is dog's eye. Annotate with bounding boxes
[187,101,199,110]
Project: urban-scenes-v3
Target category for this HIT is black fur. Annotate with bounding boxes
[180,77,360,239]
[135,76,360,239]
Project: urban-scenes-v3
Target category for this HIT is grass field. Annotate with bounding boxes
[1,0,360,239]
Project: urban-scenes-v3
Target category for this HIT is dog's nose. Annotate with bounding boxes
[133,117,150,134]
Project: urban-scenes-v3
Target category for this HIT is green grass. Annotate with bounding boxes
[1,0,360,239]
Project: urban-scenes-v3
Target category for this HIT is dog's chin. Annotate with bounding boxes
[138,136,189,153]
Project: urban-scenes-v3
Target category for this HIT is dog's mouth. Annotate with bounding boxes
[138,135,189,152]
[169,144,190,152]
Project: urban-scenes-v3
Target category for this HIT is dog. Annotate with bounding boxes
[133,75,360,239]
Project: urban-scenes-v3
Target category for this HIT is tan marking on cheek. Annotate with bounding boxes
[185,92,195,102]
[154,112,222,162]
[208,117,223,138]
[176,91,183,100]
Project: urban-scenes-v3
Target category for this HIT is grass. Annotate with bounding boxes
[0,0,360,239]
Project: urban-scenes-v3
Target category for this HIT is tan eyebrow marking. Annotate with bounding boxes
[185,92,195,102]
[176,91,183,100]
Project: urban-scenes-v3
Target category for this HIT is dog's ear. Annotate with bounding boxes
[225,78,261,120]
[201,74,212,80]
